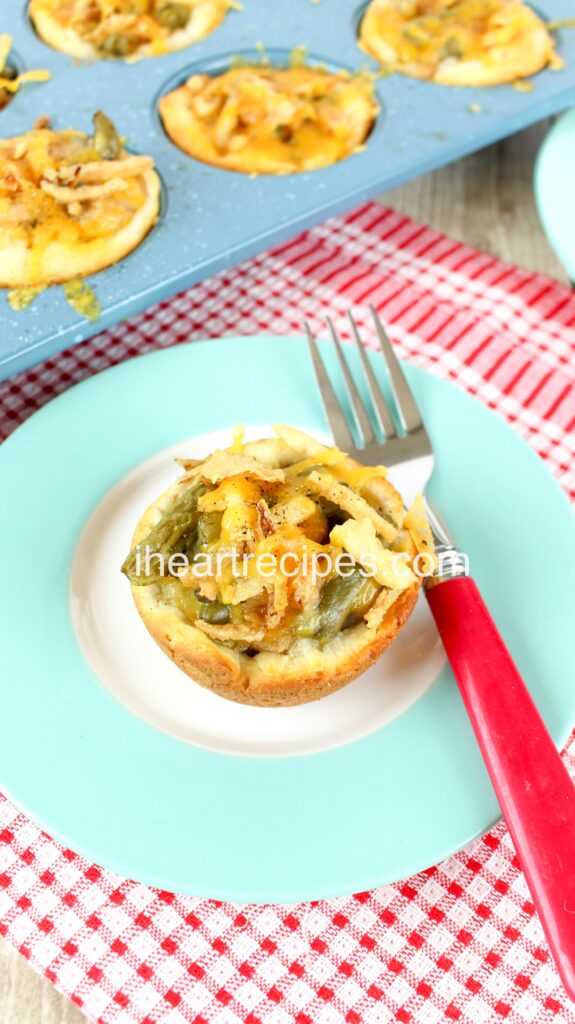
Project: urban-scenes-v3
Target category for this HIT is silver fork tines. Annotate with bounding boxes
[369,307,423,435]
[305,322,354,452]
[348,312,397,440]
[327,316,376,446]
[306,308,452,549]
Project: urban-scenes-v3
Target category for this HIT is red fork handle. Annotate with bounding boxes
[426,576,575,1000]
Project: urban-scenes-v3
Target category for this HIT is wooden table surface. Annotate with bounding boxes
[0,118,570,1024]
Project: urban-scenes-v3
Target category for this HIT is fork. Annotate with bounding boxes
[306,307,575,1001]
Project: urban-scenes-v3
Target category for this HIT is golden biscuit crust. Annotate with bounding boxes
[133,566,420,706]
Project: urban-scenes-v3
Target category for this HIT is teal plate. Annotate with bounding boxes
[535,107,575,281]
[0,335,574,904]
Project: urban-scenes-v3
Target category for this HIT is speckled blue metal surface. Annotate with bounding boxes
[1,0,574,380]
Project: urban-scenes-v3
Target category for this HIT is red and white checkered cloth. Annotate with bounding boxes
[1,202,575,1024]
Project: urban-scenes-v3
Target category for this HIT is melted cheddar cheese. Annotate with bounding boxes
[359,0,559,85]
[159,65,379,174]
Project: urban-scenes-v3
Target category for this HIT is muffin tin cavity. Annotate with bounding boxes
[354,0,563,86]
[27,0,235,61]
[156,47,383,172]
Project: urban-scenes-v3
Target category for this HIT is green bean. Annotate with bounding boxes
[97,35,131,58]
[121,481,206,585]
[161,581,230,625]
[197,600,230,625]
[155,2,191,30]
[295,569,380,643]
[401,18,438,47]
[92,110,123,158]
[441,35,464,58]
[195,511,223,551]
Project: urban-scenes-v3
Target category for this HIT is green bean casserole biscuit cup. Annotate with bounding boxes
[122,426,435,707]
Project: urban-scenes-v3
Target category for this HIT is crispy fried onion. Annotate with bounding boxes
[40,176,130,202]
[240,436,303,467]
[307,470,398,544]
[181,451,285,485]
[45,155,154,184]
[257,499,275,537]
[39,153,154,204]
[363,587,401,630]
[330,518,415,590]
[403,494,437,570]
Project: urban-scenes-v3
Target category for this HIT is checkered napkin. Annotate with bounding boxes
[1,202,575,1024]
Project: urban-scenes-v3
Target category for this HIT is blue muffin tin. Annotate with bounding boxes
[1,0,575,380]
